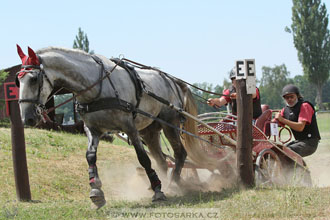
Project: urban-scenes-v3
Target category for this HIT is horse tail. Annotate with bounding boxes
[177,81,224,170]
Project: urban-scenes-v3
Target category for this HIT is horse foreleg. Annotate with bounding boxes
[84,126,106,209]
[126,128,166,202]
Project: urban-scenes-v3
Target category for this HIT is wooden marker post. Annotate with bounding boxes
[4,82,31,201]
[235,60,256,187]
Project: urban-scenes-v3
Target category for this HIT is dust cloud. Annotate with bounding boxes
[304,142,330,187]
[100,159,237,202]
[99,141,329,202]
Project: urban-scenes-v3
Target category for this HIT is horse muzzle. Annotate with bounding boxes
[20,104,40,126]
[21,112,39,126]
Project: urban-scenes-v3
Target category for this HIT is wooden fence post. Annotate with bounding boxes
[5,82,31,201]
[235,60,255,187]
[10,101,31,201]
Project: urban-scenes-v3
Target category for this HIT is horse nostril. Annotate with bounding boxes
[26,118,36,126]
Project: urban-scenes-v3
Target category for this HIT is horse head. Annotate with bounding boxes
[16,44,53,126]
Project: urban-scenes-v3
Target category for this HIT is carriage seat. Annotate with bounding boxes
[255,109,272,136]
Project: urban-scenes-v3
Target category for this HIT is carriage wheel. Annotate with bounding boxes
[255,148,285,186]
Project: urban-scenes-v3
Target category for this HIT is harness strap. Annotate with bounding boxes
[134,107,225,149]
[91,55,105,100]
[76,97,135,114]
[110,58,144,108]
[145,90,171,106]
[158,71,184,107]
[76,97,225,150]
[92,55,119,99]
[45,57,121,115]
[21,65,41,69]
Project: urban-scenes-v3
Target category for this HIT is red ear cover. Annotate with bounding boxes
[17,44,27,61]
[28,46,40,65]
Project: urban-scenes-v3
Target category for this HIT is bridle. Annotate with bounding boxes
[16,57,54,122]
[16,54,121,123]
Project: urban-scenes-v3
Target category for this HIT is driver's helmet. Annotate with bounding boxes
[229,67,236,79]
[282,84,300,97]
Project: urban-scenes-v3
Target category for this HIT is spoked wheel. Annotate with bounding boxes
[255,148,285,186]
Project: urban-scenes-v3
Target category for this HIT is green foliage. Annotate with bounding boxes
[258,64,330,109]
[190,82,226,114]
[54,94,75,123]
[323,102,330,110]
[292,74,317,105]
[0,118,10,127]
[317,112,330,132]
[320,78,330,103]
[0,69,9,85]
[259,64,292,109]
[289,75,330,106]
[73,27,94,54]
[0,69,9,112]
[288,0,330,109]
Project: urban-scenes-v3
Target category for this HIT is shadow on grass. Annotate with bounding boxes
[104,185,293,210]
[128,187,240,209]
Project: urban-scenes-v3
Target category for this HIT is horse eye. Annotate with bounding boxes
[31,75,38,82]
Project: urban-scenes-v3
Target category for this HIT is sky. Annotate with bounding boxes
[1,0,329,86]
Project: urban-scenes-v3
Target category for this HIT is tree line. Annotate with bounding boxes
[3,0,329,117]
[191,63,330,114]
[59,0,330,115]
[194,0,330,113]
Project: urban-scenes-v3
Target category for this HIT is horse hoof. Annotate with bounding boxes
[90,188,106,209]
[152,190,167,202]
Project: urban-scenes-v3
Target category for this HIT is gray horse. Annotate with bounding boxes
[15,45,200,208]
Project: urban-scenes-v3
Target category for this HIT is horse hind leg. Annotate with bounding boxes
[162,126,187,186]
[84,126,106,209]
[126,126,166,202]
[139,121,168,176]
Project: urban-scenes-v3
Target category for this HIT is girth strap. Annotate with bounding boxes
[76,97,135,114]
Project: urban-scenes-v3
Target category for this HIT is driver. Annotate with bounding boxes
[207,67,262,120]
[274,84,321,157]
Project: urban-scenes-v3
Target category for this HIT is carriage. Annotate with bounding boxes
[16,45,311,209]
[165,109,312,187]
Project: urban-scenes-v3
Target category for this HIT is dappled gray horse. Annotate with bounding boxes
[15,45,198,208]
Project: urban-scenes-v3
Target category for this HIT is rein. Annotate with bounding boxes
[122,58,228,97]
[18,54,230,149]
[121,58,229,109]
[17,56,121,122]
[46,58,120,115]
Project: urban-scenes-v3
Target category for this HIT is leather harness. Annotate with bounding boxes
[16,54,225,149]
[75,56,145,118]
[74,58,224,149]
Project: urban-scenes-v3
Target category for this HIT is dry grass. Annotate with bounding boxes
[0,122,330,219]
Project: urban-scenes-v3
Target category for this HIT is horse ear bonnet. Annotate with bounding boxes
[28,47,40,65]
[17,44,27,61]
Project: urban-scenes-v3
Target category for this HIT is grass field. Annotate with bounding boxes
[0,114,330,219]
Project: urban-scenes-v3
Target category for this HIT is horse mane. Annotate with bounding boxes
[36,47,91,58]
